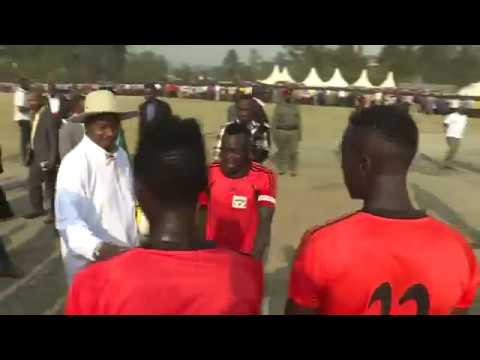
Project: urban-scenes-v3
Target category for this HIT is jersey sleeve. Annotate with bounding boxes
[257,170,277,208]
[455,242,480,310]
[288,232,325,310]
[198,191,209,207]
[65,267,101,315]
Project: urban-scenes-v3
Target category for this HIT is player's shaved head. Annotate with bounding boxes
[220,123,252,178]
[341,106,419,200]
[134,116,207,209]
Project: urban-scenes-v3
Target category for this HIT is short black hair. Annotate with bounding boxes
[134,117,207,206]
[223,122,251,148]
[224,122,250,137]
[348,105,419,159]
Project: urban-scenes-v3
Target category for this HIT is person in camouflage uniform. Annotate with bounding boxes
[271,87,302,176]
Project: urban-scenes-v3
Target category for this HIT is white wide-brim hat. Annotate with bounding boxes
[70,90,138,124]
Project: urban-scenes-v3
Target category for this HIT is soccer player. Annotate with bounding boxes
[286,106,478,315]
[199,123,276,261]
[66,118,263,315]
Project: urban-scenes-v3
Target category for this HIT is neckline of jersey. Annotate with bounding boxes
[361,207,428,220]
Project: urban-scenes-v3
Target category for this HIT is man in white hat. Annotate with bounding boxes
[55,90,139,284]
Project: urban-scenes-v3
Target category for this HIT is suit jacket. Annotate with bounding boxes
[47,94,69,124]
[59,121,85,160]
[138,98,173,139]
[31,108,59,168]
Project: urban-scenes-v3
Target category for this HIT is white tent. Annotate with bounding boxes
[258,65,282,85]
[301,68,326,88]
[458,82,480,96]
[379,72,397,89]
[324,68,349,88]
[352,69,373,88]
[279,67,296,83]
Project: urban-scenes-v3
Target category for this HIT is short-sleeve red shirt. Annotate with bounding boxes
[289,211,479,315]
[199,162,277,255]
[66,248,264,315]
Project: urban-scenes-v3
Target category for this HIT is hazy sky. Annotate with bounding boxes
[132,45,383,66]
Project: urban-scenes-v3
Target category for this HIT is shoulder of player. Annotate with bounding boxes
[214,248,263,271]
[302,211,362,241]
[208,162,222,174]
[250,162,275,176]
[425,216,472,246]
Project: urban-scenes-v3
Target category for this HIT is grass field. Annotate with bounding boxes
[1,94,480,314]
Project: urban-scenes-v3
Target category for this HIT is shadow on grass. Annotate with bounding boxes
[265,245,296,315]
[411,184,480,248]
[411,153,459,177]
[452,160,480,175]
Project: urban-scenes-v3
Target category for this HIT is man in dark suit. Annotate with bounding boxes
[138,83,173,141]
[59,94,85,160]
[46,81,68,128]
[24,88,59,224]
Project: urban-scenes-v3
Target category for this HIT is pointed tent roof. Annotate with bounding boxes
[379,72,397,89]
[458,82,480,96]
[352,69,373,88]
[278,67,296,83]
[301,68,326,87]
[258,65,282,85]
[324,68,349,88]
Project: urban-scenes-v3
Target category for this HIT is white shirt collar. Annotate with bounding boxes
[82,135,118,163]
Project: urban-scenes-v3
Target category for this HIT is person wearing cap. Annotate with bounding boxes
[55,90,139,284]
[271,87,302,176]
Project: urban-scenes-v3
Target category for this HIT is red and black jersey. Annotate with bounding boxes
[199,162,277,255]
[289,210,479,315]
[66,248,264,315]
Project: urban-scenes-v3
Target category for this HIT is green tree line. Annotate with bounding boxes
[216,45,480,87]
[0,45,479,87]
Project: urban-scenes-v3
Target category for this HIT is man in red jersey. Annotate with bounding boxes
[199,123,276,261]
[286,106,479,315]
[66,117,263,315]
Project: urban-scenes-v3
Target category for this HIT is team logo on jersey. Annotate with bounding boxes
[232,195,248,209]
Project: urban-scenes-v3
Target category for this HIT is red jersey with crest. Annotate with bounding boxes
[66,248,263,315]
[199,162,277,255]
[288,210,479,315]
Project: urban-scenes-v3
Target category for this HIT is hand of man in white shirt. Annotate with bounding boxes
[95,243,130,262]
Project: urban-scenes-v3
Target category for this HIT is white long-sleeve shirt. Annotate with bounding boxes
[55,135,139,284]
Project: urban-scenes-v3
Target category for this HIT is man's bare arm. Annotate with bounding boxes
[252,206,275,261]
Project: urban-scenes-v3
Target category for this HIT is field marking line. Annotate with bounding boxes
[0,250,59,302]
[43,296,66,316]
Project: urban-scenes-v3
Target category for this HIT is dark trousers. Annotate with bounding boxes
[0,186,13,218]
[17,120,31,166]
[444,137,461,168]
[28,160,57,216]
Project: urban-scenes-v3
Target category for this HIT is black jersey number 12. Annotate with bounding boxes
[368,282,430,315]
